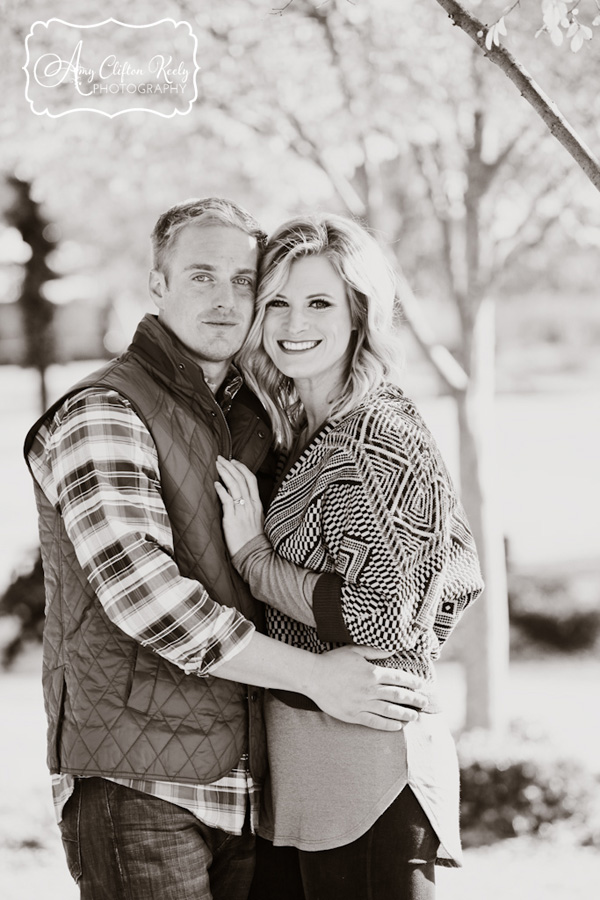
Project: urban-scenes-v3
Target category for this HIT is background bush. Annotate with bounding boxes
[509,572,600,653]
[0,552,45,667]
[458,724,600,847]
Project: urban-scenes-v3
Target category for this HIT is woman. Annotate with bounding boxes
[214,214,484,900]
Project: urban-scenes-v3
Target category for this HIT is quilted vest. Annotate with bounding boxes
[24,315,273,784]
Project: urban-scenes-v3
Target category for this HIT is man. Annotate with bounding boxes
[24,198,425,900]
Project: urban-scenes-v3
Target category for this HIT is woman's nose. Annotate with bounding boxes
[285,307,308,333]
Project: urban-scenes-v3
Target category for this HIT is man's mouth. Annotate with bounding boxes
[278,340,321,352]
[205,321,238,327]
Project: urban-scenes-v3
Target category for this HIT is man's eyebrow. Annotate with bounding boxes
[183,264,256,276]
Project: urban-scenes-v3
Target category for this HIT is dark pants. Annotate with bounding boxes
[249,786,439,900]
[59,777,255,900]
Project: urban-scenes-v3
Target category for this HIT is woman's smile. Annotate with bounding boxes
[278,339,322,353]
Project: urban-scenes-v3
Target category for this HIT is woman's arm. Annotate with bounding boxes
[231,534,318,628]
[215,457,320,626]
[215,435,483,655]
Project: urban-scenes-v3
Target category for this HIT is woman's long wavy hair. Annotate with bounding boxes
[237,214,402,450]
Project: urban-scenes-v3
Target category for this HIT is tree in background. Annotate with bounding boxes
[3,175,58,412]
[187,0,600,728]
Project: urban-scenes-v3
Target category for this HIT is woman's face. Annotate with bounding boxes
[262,255,354,386]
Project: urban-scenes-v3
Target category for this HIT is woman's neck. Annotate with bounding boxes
[295,374,343,436]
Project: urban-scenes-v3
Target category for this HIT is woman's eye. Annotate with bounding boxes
[265,298,287,308]
[310,298,331,309]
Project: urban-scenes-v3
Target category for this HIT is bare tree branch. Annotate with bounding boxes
[410,141,459,296]
[305,1,380,218]
[488,169,575,282]
[396,269,469,393]
[285,111,367,216]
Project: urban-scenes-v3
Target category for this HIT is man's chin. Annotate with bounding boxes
[190,339,246,366]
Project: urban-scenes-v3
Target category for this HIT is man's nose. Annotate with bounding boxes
[214,282,235,307]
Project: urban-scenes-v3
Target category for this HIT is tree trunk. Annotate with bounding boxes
[452,294,509,730]
[37,366,49,413]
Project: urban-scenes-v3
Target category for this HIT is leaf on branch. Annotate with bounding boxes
[570,31,584,50]
[485,17,508,50]
[542,0,568,32]
[550,26,564,45]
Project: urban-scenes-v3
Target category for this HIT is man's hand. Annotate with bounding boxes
[212,631,427,731]
[306,645,427,731]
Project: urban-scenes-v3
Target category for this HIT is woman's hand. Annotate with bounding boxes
[214,456,265,557]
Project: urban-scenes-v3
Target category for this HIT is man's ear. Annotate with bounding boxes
[149,269,167,310]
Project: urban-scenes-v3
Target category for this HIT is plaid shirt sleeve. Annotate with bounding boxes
[30,388,254,676]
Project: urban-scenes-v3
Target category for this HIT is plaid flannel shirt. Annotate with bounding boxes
[28,379,259,833]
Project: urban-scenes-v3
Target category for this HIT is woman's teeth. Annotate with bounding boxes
[280,340,320,352]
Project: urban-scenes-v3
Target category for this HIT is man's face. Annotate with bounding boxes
[150,223,258,366]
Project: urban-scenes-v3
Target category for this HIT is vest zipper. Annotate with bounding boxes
[209,393,233,459]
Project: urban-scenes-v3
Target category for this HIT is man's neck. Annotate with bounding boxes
[200,361,230,393]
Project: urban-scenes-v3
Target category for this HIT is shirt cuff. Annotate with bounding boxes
[313,573,353,643]
[231,533,272,573]
[201,621,256,677]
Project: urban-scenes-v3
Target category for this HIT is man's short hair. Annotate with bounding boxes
[151,197,267,272]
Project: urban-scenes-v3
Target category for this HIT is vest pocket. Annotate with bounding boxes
[125,645,237,724]
[126,646,159,715]
[126,646,206,721]
[46,666,67,771]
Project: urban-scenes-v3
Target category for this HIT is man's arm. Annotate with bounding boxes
[211,632,426,731]
[37,389,254,675]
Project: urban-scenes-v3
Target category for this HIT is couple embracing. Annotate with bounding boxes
[25,198,483,900]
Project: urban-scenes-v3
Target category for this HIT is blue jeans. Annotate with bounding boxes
[59,777,255,900]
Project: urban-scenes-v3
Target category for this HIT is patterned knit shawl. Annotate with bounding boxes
[264,384,484,679]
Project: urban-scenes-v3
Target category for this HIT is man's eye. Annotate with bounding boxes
[192,273,211,282]
[234,277,254,288]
